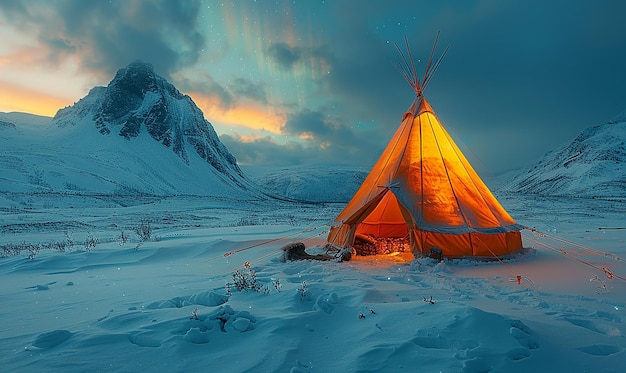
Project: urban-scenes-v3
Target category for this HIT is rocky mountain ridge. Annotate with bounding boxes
[53,61,241,179]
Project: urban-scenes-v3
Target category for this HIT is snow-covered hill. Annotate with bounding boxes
[242,165,368,203]
[504,118,626,199]
[0,62,264,199]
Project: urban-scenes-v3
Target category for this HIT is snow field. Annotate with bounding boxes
[0,195,624,372]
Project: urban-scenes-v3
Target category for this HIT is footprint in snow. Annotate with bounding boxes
[509,320,539,352]
[25,281,57,290]
[562,317,621,336]
[129,333,161,347]
[576,344,623,356]
[30,330,72,349]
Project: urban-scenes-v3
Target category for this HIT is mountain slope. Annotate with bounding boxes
[0,62,263,198]
[504,118,626,198]
[243,165,367,203]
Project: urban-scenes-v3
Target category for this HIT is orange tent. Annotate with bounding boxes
[327,38,523,259]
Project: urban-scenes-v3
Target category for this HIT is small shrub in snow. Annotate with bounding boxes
[234,216,259,226]
[134,219,152,241]
[1,243,22,257]
[272,278,282,293]
[64,230,75,251]
[2,240,62,258]
[227,263,273,294]
[1,234,92,258]
[298,281,307,301]
[50,240,68,253]
[133,219,152,250]
[2,239,75,258]
[2,241,39,259]
[84,233,98,252]
[231,266,262,292]
[190,308,199,320]
[27,242,40,260]
[118,231,130,246]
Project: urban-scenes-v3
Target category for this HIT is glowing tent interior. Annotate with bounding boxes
[327,37,524,259]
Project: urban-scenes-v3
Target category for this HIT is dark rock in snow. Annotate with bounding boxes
[0,120,16,128]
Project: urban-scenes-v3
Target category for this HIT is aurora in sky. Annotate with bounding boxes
[1,0,625,173]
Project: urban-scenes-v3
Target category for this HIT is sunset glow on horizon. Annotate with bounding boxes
[188,92,286,136]
[0,81,73,117]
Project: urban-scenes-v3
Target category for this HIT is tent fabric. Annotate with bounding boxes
[328,95,523,258]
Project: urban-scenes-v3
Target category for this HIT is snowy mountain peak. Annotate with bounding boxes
[52,61,241,178]
[110,61,162,97]
[504,118,626,198]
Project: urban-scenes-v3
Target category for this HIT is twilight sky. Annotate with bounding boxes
[1,1,625,174]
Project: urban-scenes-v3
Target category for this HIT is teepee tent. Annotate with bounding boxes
[327,37,523,259]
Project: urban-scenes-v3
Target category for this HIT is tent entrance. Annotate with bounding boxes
[352,191,412,256]
[356,190,408,238]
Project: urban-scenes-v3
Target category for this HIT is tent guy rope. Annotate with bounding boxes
[524,227,626,282]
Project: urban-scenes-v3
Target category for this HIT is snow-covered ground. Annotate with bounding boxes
[1,193,624,372]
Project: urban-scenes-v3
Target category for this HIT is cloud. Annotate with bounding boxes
[283,109,332,138]
[221,126,383,168]
[266,42,303,69]
[221,133,347,167]
[176,74,234,111]
[190,93,285,134]
[282,108,358,145]
[220,135,309,166]
[229,78,268,104]
[0,0,206,80]
[220,105,386,168]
